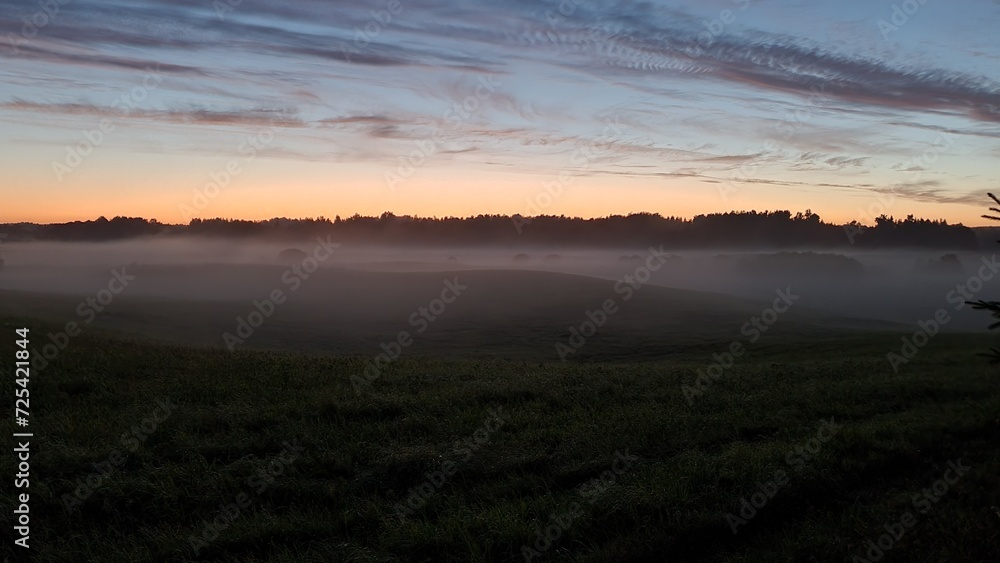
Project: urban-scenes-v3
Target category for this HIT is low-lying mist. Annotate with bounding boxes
[1,238,996,357]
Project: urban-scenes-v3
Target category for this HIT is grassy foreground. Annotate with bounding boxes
[2,317,999,562]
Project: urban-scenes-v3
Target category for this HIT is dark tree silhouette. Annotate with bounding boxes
[966,192,1000,363]
[0,211,980,249]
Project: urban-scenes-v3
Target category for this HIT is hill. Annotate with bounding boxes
[0,266,900,363]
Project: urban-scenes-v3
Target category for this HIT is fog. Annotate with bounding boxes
[0,238,995,357]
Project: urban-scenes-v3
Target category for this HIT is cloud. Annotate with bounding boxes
[1,0,997,210]
[318,115,397,126]
[7,0,997,129]
[693,152,767,164]
[790,153,870,171]
[474,3,1000,126]
[868,182,989,206]
[1,100,306,128]
[11,44,205,75]
[886,120,1000,140]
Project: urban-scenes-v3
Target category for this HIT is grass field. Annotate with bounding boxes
[2,313,999,562]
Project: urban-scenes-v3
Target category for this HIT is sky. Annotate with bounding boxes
[1,0,998,225]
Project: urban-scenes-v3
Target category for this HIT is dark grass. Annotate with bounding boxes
[1,316,999,562]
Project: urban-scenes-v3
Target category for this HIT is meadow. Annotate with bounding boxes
[2,312,998,562]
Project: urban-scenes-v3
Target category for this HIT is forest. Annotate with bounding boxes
[0,210,980,249]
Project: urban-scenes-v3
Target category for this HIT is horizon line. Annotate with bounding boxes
[2,210,994,228]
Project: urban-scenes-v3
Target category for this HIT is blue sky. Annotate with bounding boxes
[1,0,998,224]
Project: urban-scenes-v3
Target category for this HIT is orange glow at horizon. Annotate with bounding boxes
[1,151,993,227]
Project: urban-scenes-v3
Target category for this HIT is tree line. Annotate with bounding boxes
[0,210,980,249]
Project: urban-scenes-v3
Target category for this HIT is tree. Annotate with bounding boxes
[966,192,1000,363]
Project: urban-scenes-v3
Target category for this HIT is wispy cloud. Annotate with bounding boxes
[0,0,997,213]
[2,100,306,127]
